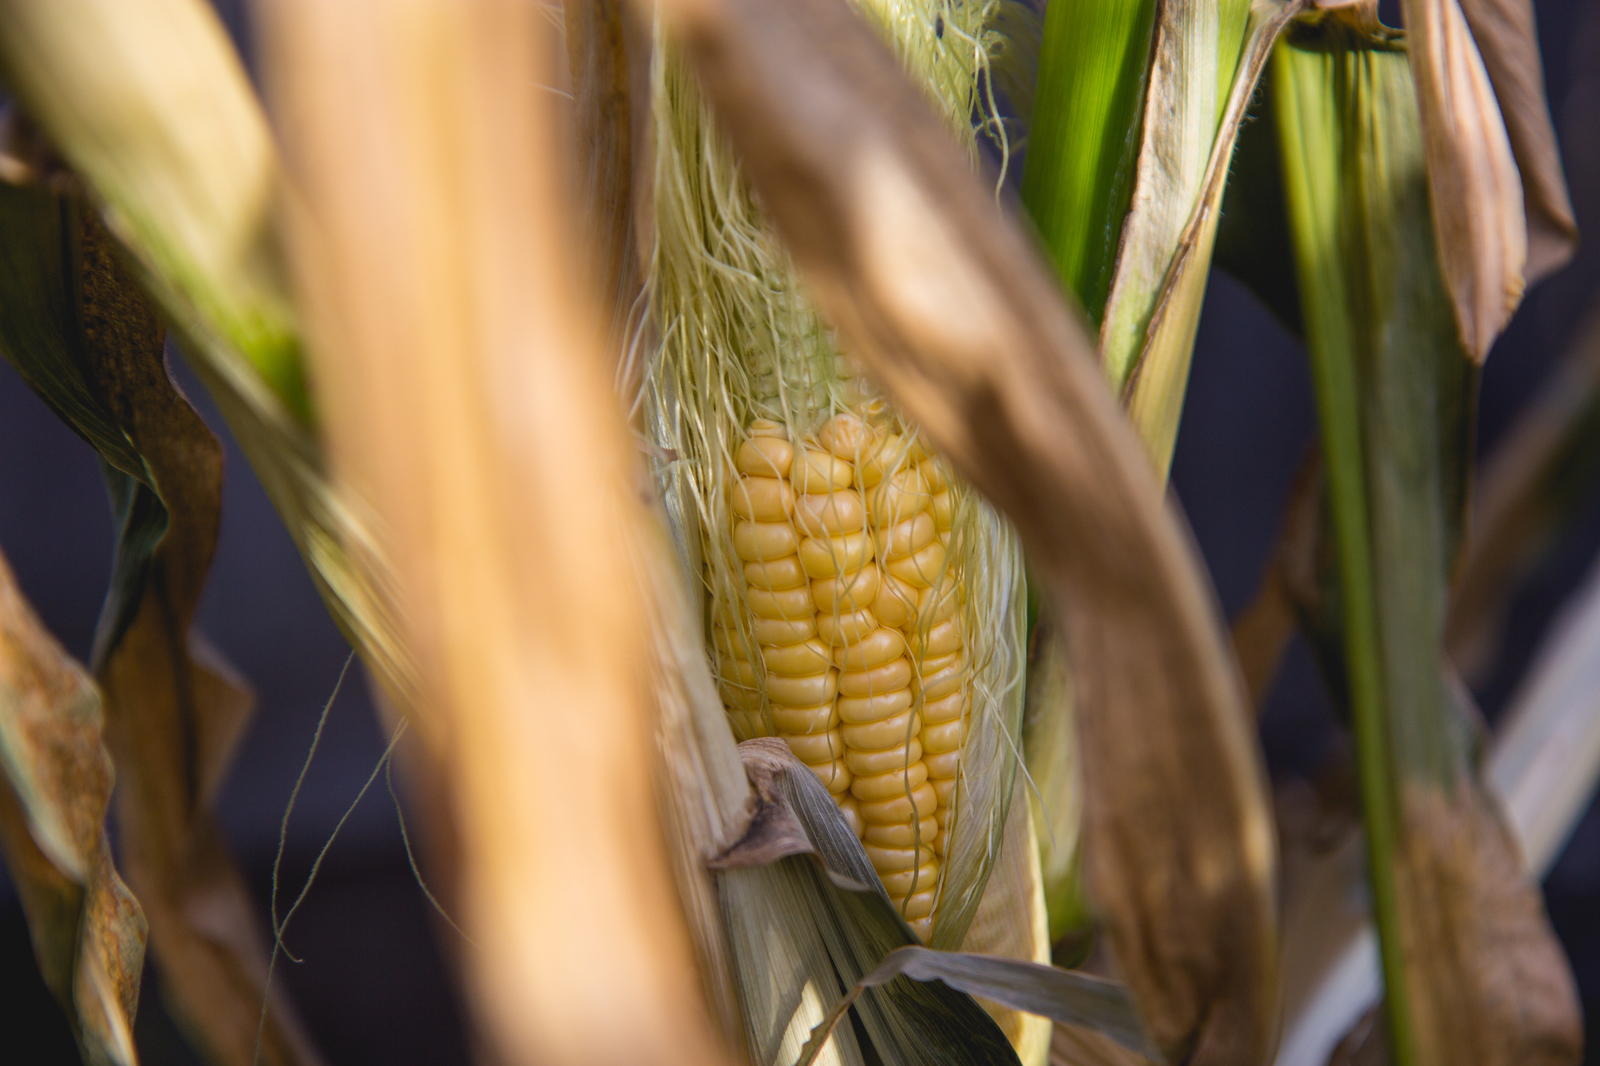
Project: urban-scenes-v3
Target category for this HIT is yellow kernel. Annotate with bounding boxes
[726,709,765,740]
[752,615,817,647]
[881,860,940,898]
[731,476,795,521]
[784,727,844,763]
[913,651,963,697]
[766,668,837,707]
[839,796,866,838]
[761,638,832,677]
[749,419,787,437]
[909,617,962,659]
[930,490,954,532]
[886,540,947,589]
[736,435,794,478]
[805,757,852,795]
[858,432,916,488]
[863,842,936,872]
[920,689,967,725]
[817,607,881,646]
[921,716,967,754]
[935,828,950,858]
[746,585,814,620]
[905,434,933,462]
[916,574,962,625]
[818,412,876,460]
[899,887,937,921]
[734,520,800,562]
[744,555,807,590]
[851,762,929,802]
[791,448,853,492]
[907,915,934,941]
[859,781,937,823]
[837,688,914,724]
[713,625,754,662]
[798,531,874,578]
[720,657,760,687]
[812,564,880,614]
[923,749,960,778]
[863,816,938,848]
[932,777,957,808]
[919,459,949,492]
[832,627,906,670]
[870,572,918,628]
[845,739,924,776]
[875,511,937,559]
[770,702,839,735]
[867,468,930,528]
[794,490,865,535]
[838,656,912,697]
[842,708,922,751]
[718,679,763,711]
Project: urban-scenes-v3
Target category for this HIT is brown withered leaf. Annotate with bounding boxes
[1455,0,1577,283]
[0,547,145,1066]
[0,176,320,1065]
[649,0,1279,1061]
[1400,0,1528,360]
[77,206,322,1066]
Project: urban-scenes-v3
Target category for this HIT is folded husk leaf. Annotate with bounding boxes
[0,175,319,1066]
[1454,0,1576,284]
[645,0,1279,1060]
[258,4,736,1064]
[0,0,419,726]
[1273,21,1581,1066]
[1398,0,1528,360]
[1019,607,1087,945]
[0,546,144,1066]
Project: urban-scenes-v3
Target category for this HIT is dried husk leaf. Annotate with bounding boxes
[0,177,319,1065]
[258,3,735,1064]
[645,0,1279,1060]
[0,0,419,726]
[1399,0,1528,360]
[1273,23,1580,1066]
[0,547,144,1066]
[1454,0,1576,283]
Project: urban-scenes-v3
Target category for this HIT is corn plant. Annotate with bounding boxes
[0,0,1591,1065]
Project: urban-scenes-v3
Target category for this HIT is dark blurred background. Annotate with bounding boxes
[1,0,1597,1062]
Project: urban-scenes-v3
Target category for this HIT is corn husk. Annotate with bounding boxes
[1273,15,1581,1064]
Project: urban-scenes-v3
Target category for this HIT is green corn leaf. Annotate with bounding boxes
[1273,16,1582,1066]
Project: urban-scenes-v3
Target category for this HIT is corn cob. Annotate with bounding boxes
[646,0,1025,945]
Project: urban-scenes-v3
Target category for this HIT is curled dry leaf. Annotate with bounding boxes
[0,548,144,1066]
[1400,0,1528,360]
[0,177,318,1063]
[647,0,1279,1060]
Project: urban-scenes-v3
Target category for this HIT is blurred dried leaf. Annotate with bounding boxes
[0,548,145,1066]
[0,178,319,1065]
[1455,0,1577,283]
[259,3,736,1064]
[649,0,1279,1060]
[1400,0,1528,360]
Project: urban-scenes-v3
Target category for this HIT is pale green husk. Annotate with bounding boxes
[643,0,1028,954]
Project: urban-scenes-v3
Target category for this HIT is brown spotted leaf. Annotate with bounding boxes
[0,547,144,1066]
[647,0,1279,1060]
